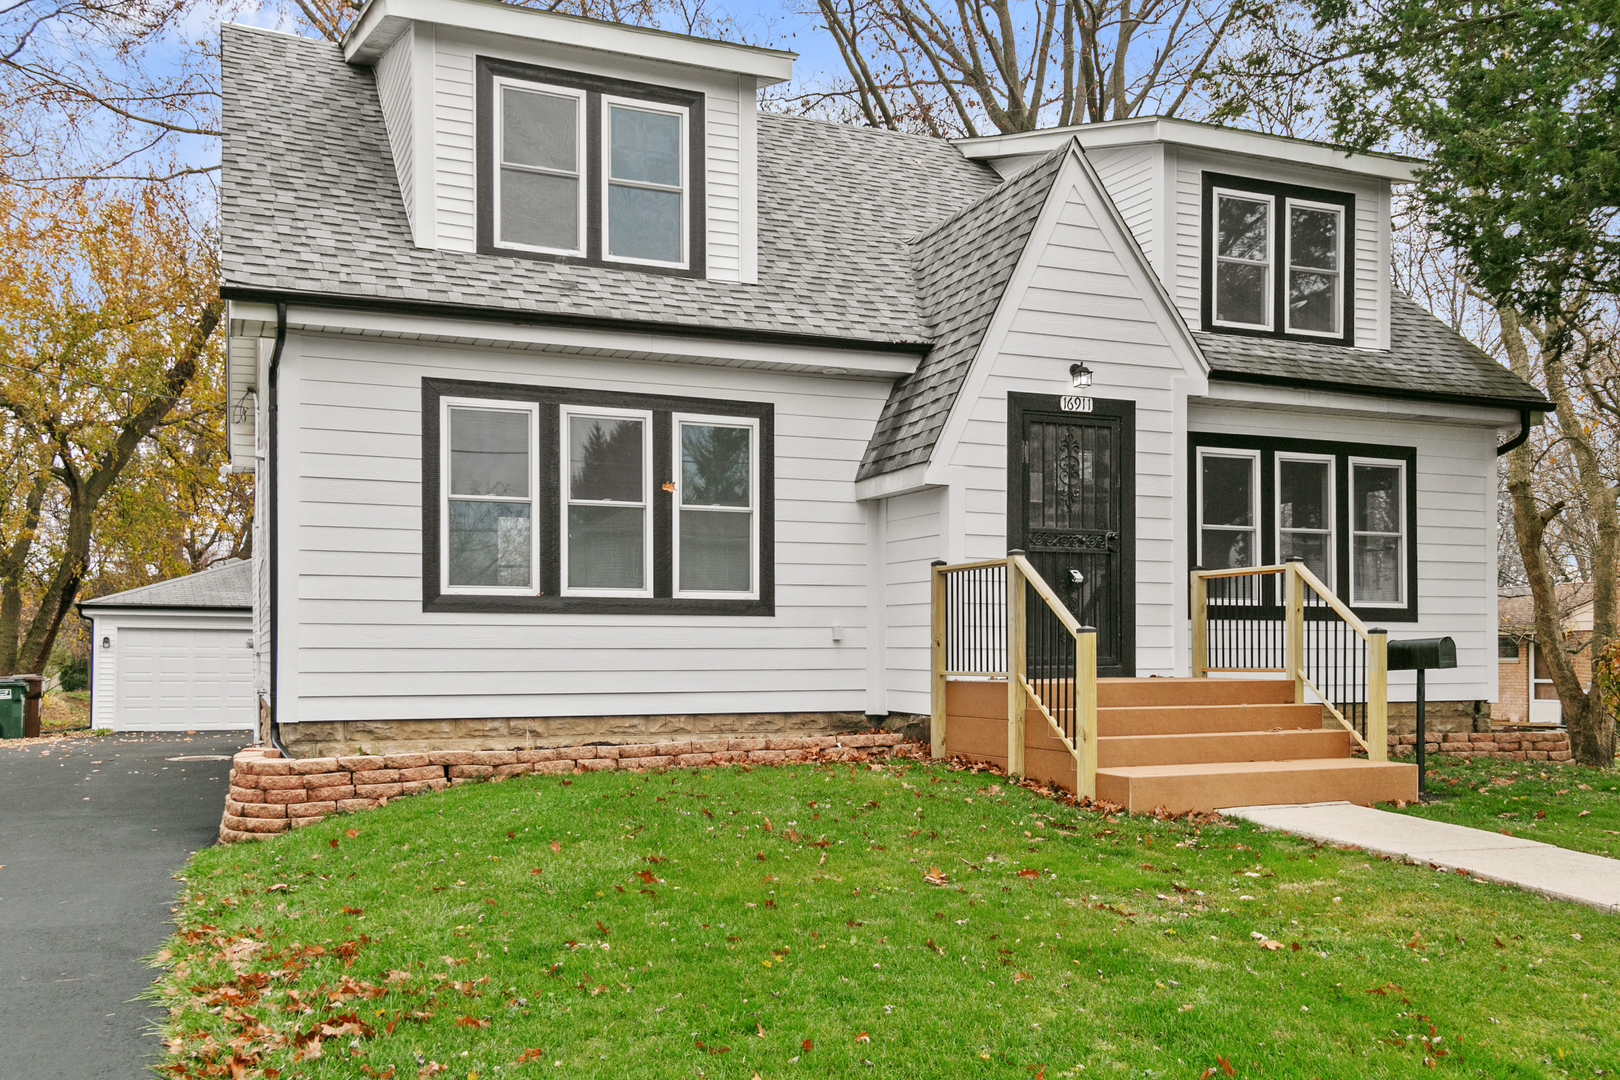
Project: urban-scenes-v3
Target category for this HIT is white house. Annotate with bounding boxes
[220,0,1547,763]
[78,561,255,732]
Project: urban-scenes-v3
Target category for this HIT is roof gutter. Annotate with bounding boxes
[267,302,289,757]
[218,286,935,356]
[1496,408,1534,456]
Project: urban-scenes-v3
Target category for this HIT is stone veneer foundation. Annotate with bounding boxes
[1386,729,1572,762]
[220,732,909,843]
[276,712,925,759]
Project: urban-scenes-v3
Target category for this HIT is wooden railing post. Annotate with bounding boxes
[1190,567,1209,677]
[930,560,947,759]
[1284,559,1305,705]
[1368,628,1389,761]
[1075,627,1098,800]
[1005,552,1026,779]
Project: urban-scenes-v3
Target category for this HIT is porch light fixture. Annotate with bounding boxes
[1069,362,1094,389]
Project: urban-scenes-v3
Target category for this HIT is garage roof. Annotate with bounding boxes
[79,560,252,612]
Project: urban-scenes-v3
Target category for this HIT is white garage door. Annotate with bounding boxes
[116,627,255,731]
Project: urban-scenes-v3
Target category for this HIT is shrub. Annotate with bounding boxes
[57,656,89,692]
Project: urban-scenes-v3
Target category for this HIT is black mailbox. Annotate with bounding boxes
[1386,636,1457,671]
[1386,636,1457,799]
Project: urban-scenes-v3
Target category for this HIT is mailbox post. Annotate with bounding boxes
[1386,637,1457,797]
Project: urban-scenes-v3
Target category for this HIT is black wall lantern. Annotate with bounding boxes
[1069,362,1094,389]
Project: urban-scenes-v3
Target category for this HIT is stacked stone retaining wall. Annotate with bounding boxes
[221,733,906,843]
[1387,729,1572,762]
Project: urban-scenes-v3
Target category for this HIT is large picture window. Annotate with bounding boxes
[424,379,772,615]
[1188,433,1416,620]
[1202,173,1354,345]
[476,58,706,275]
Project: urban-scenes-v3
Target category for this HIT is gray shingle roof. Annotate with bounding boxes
[221,25,1547,487]
[857,146,1066,480]
[80,560,253,610]
[220,24,1000,346]
[1194,292,1546,407]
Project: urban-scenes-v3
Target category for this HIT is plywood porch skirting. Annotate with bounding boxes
[943,680,1079,793]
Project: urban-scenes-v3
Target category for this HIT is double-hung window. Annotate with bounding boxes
[563,407,652,596]
[1212,191,1272,330]
[605,100,687,265]
[675,415,757,596]
[1196,448,1260,572]
[478,59,704,274]
[494,80,586,256]
[441,399,540,595]
[1349,458,1406,606]
[1190,435,1415,619]
[1203,174,1354,344]
[1276,453,1334,585]
[425,380,771,614]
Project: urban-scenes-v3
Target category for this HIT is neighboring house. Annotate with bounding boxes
[78,561,255,732]
[1498,583,1606,726]
[219,0,1548,759]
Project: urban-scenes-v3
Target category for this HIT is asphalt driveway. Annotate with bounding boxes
[0,731,249,1078]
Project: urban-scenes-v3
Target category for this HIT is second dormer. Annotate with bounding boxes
[344,0,794,282]
[955,119,1420,351]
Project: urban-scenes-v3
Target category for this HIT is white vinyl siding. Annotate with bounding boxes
[1188,401,1499,706]
[880,487,945,715]
[270,331,885,725]
[1086,144,1160,268]
[374,26,417,235]
[936,162,1206,681]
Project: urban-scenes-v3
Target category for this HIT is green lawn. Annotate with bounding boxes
[1387,754,1620,857]
[156,759,1620,1080]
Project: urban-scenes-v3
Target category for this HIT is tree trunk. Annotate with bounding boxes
[1499,306,1616,768]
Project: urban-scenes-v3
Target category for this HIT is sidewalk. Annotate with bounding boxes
[1221,801,1620,913]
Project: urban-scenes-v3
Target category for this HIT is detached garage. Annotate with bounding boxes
[79,560,254,732]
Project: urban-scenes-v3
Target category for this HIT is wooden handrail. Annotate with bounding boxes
[1009,553,1083,635]
[929,553,1098,799]
[1191,560,1389,762]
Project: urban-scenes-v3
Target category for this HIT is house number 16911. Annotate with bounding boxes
[1060,396,1094,413]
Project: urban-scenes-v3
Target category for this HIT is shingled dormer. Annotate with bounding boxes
[343,0,793,282]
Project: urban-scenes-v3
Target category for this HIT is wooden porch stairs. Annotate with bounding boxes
[944,676,1416,814]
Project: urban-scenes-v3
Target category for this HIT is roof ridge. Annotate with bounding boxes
[910,137,1073,252]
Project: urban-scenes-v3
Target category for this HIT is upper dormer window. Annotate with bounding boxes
[477,58,705,276]
[1202,173,1354,345]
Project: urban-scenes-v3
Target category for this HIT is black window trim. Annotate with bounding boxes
[1201,171,1356,346]
[423,377,772,615]
[475,56,707,277]
[1187,431,1418,622]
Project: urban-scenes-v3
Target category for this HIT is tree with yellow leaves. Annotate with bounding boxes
[0,182,224,676]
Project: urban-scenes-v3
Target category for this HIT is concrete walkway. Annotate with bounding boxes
[1221,801,1620,913]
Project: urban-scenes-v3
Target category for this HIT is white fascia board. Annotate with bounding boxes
[955,116,1421,184]
[1195,379,1527,428]
[854,463,932,502]
[345,0,795,84]
[282,304,921,378]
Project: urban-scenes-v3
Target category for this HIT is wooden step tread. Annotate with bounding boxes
[1095,758,1417,814]
[1098,677,1294,708]
[1098,758,1407,779]
[1095,703,1323,737]
[1098,728,1350,768]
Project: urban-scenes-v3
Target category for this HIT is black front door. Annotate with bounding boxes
[1008,393,1135,677]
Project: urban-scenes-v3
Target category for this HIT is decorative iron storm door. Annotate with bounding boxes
[1008,393,1136,678]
